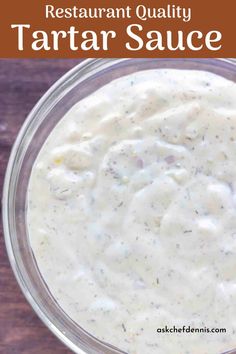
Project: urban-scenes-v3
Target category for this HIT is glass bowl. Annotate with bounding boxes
[2,58,236,354]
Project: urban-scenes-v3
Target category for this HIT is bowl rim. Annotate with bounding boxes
[2,58,99,354]
[2,57,236,354]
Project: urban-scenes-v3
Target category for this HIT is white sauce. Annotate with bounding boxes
[27,69,236,354]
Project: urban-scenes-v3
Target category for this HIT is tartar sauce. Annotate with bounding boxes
[28,69,236,354]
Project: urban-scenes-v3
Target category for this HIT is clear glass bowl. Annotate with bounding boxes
[2,58,236,354]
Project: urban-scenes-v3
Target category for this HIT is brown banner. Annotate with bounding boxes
[0,0,235,58]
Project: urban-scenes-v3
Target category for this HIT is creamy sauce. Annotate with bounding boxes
[27,69,236,354]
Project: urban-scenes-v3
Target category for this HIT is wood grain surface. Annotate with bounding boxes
[0,59,82,354]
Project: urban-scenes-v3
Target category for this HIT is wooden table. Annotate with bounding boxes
[0,59,81,354]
